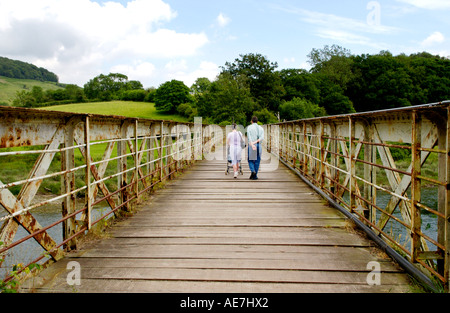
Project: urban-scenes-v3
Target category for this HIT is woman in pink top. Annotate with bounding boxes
[227,123,244,178]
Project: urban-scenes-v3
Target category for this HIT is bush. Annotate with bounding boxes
[154,80,192,113]
[121,89,147,102]
[177,103,198,121]
[253,108,278,124]
[144,88,156,102]
[279,97,327,121]
[219,120,232,127]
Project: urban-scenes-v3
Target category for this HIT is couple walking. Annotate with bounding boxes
[227,116,264,179]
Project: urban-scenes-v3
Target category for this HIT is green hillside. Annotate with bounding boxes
[0,76,64,105]
[40,101,189,122]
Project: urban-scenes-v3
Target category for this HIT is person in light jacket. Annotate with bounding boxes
[246,116,264,180]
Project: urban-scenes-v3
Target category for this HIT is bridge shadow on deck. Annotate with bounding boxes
[21,148,413,293]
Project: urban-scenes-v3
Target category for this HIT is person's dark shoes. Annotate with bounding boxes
[249,172,256,180]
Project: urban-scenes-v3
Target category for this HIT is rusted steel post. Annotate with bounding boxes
[149,124,156,186]
[134,120,139,200]
[62,119,77,251]
[446,107,450,291]
[349,117,356,213]
[168,123,174,180]
[363,119,376,223]
[437,106,450,289]
[309,123,315,178]
[293,123,298,170]
[411,110,422,263]
[117,120,129,212]
[289,122,296,168]
[160,121,164,182]
[319,121,325,189]
[279,124,284,161]
[84,116,91,229]
[370,122,377,224]
[329,122,337,200]
[302,121,307,175]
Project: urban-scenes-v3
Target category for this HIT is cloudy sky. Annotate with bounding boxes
[0,0,449,88]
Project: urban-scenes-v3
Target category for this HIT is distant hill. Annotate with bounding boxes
[0,56,58,82]
[0,76,64,105]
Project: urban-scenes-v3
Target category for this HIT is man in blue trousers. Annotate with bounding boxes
[247,116,264,180]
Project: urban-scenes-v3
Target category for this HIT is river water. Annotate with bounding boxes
[0,199,112,279]
[375,187,439,252]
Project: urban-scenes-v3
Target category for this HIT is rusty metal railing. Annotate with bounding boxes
[0,107,222,284]
[266,101,450,290]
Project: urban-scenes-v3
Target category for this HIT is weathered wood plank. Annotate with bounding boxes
[91,235,372,247]
[34,256,403,272]
[24,278,411,293]
[59,267,410,285]
[111,218,346,227]
[22,154,413,293]
[79,245,378,260]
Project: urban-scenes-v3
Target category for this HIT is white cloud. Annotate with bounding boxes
[0,0,208,86]
[216,13,231,27]
[114,29,208,59]
[283,57,296,64]
[272,5,400,51]
[316,29,388,50]
[278,6,400,35]
[110,62,156,86]
[421,32,445,47]
[165,60,189,72]
[165,61,219,87]
[396,0,450,10]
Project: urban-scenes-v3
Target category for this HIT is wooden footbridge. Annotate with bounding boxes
[0,102,449,293]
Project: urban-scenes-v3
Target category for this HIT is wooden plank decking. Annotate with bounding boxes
[21,151,413,293]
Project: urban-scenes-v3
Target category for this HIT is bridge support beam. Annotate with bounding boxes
[1,107,220,283]
[268,101,450,291]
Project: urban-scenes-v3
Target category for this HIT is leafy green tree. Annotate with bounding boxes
[347,53,415,111]
[221,53,285,112]
[407,52,450,104]
[83,73,130,100]
[30,86,44,104]
[308,45,353,90]
[279,69,320,103]
[125,80,144,90]
[191,77,212,95]
[120,89,147,102]
[253,108,278,124]
[313,74,355,115]
[144,87,157,102]
[307,44,352,68]
[177,103,197,121]
[12,90,35,107]
[65,84,86,103]
[196,72,256,125]
[279,97,326,121]
[154,80,192,113]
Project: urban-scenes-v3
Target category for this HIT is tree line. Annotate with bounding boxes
[8,45,450,125]
[11,73,156,107]
[0,57,59,82]
[155,47,450,125]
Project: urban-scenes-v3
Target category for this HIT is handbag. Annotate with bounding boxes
[238,132,246,149]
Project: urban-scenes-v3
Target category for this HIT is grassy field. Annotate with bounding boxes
[40,101,189,122]
[0,75,64,105]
